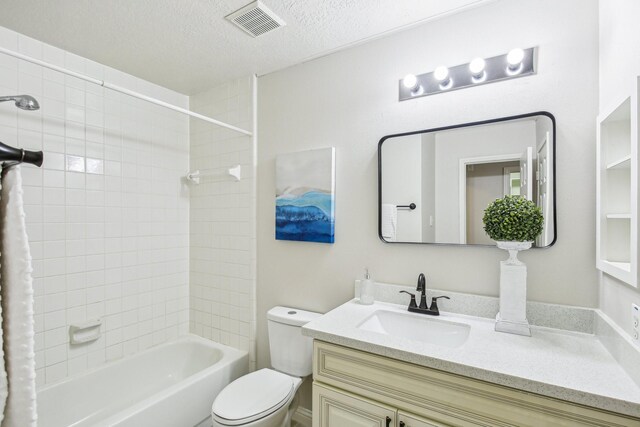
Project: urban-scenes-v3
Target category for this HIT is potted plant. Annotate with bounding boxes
[482,195,544,336]
[483,195,544,262]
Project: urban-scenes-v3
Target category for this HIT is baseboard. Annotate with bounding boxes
[292,407,312,427]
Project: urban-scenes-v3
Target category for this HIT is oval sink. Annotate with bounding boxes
[357,310,470,348]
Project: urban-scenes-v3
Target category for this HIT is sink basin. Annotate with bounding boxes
[357,310,470,348]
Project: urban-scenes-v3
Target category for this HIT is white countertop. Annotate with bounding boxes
[302,299,640,417]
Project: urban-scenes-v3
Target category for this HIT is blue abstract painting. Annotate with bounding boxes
[276,148,335,243]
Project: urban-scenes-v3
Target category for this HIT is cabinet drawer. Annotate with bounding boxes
[313,341,639,427]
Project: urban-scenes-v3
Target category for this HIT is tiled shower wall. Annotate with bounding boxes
[0,26,190,385]
[189,77,256,369]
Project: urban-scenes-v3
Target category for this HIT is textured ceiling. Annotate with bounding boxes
[0,0,493,94]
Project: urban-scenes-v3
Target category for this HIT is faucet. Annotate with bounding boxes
[416,273,427,309]
[399,273,450,316]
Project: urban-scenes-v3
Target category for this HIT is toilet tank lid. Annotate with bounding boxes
[267,306,322,326]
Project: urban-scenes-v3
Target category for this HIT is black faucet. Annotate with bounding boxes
[399,273,450,316]
[416,273,427,309]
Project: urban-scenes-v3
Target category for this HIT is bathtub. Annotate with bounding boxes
[37,334,248,427]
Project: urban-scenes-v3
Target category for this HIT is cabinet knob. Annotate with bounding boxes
[400,422,406,427]
[386,416,392,427]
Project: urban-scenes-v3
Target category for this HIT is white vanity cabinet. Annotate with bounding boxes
[596,76,639,286]
[311,341,640,427]
[314,384,396,427]
[314,384,445,427]
[398,411,448,427]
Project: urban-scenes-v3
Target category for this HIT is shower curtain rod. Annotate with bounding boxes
[0,46,253,137]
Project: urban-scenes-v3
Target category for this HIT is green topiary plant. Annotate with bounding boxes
[483,195,544,242]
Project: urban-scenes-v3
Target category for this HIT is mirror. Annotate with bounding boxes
[378,112,555,247]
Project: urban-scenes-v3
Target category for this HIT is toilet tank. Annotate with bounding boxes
[267,306,321,377]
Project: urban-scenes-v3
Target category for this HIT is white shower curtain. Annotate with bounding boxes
[0,165,37,427]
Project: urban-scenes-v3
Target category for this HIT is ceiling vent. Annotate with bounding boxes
[226,1,286,38]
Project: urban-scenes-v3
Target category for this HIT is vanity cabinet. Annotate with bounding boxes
[314,383,396,427]
[399,411,448,427]
[314,384,446,427]
[311,341,639,427]
[596,76,639,286]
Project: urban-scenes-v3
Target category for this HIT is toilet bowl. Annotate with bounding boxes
[212,369,302,427]
[211,307,320,427]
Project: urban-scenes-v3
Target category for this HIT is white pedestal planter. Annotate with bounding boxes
[495,241,532,337]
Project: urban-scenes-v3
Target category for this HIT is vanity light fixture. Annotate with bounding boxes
[398,47,537,101]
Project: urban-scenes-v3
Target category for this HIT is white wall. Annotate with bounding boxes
[381,134,422,241]
[421,133,436,242]
[598,0,640,340]
[257,0,599,409]
[189,77,257,369]
[0,26,190,385]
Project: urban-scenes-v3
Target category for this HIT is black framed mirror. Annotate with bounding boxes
[378,112,556,247]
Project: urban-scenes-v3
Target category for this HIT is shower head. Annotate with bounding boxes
[0,95,40,111]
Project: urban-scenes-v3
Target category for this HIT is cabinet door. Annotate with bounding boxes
[398,411,450,427]
[313,383,395,427]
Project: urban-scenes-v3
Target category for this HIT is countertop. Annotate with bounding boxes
[302,299,640,418]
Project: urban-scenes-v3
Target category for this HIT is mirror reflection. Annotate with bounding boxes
[379,113,555,247]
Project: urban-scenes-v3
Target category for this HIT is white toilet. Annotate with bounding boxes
[211,306,321,427]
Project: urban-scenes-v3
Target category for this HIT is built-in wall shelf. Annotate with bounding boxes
[607,155,631,170]
[606,213,632,219]
[602,260,632,273]
[596,76,639,287]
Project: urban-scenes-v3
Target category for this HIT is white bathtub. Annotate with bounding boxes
[37,334,249,427]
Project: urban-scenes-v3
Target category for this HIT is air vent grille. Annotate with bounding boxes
[226,1,286,38]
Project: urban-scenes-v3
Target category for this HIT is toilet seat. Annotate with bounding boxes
[212,369,295,426]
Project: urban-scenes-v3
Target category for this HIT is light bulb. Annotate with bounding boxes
[402,74,419,90]
[469,57,486,78]
[433,66,452,90]
[507,48,525,72]
[433,66,449,82]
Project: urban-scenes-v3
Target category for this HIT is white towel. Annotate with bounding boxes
[0,166,37,427]
[381,204,397,242]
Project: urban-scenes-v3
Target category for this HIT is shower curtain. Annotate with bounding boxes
[0,165,37,427]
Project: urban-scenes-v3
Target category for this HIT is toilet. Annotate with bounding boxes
[211,306,321,427]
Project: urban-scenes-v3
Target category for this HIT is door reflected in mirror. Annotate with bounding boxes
[378,113,555,247]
